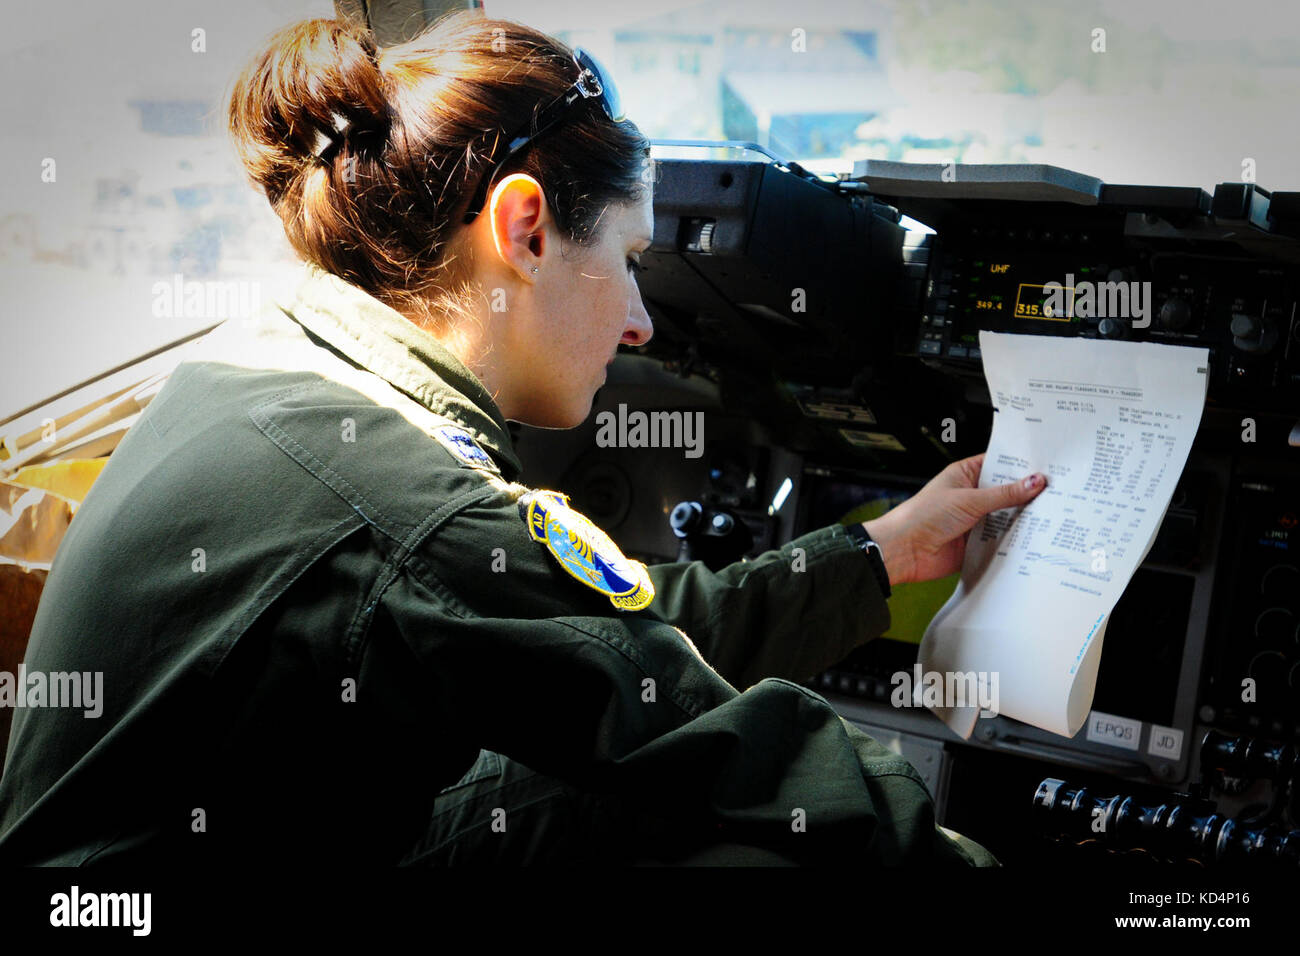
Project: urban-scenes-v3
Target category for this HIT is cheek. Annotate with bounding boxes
[545,260,626,365]
[572,274,623,350]
[543,270,596,347]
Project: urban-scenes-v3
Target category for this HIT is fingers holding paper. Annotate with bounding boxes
[864,453,1047,585]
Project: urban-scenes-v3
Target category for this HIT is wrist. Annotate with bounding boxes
[843,521,893,598]
[861,519,912,587]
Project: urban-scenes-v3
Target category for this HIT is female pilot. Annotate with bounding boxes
[0,12,1045,866]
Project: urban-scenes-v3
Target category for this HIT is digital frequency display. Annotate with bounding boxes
[964,259,1091,323]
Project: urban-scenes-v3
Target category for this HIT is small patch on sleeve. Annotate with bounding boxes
[431,425,499,474]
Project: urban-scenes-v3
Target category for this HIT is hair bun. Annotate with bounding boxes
[307,23,391,162]
[228,19,391,198]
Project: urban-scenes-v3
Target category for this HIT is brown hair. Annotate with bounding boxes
[227,11,650,331]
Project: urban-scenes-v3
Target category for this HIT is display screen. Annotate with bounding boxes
[962,258,1091,323]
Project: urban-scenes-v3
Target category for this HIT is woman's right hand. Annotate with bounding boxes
[862,453,1047,586]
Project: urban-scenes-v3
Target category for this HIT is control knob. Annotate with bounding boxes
[1158,297,1193,332]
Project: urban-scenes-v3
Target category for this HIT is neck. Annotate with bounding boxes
[393,295,517,421]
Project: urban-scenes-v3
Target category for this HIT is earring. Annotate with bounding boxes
[531,266,539,274]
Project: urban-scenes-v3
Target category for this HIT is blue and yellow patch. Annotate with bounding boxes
[522,490,655,611]
[432,425,497,471]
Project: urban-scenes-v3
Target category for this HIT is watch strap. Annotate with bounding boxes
[843,523,892,599]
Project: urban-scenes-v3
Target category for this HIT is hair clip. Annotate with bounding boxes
[312,111,352,162]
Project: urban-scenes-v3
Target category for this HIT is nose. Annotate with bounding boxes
[622,282,654,347]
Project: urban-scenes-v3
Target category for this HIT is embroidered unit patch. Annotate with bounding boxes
[521,490,655,611]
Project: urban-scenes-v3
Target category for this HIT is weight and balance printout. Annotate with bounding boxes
[917,330,1210,739]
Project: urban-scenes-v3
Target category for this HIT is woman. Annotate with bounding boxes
[0,13,1045,866]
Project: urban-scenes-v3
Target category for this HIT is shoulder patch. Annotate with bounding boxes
[520,490,655,611]
[431,424,499,474]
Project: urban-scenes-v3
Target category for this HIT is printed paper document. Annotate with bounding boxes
[917,331,1210,738]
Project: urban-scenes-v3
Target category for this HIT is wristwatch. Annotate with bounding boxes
[844,523,892,599]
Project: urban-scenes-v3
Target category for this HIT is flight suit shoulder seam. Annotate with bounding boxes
[249,380,508,543]
[345,483,504,667]
[248,384,414,544]
[208,512,367,673]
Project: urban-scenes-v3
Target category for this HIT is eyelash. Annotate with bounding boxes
[626,258,642,275]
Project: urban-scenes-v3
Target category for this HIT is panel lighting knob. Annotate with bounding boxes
[1255,607,1296,646]
[1231,313,1262,338]
[1158,297,1193,332]
[1248,650,1289,692]
[1231,312,1279,353]
[1261,564,1300,604]
[1098,318,1126,339]
[670,501,703,536]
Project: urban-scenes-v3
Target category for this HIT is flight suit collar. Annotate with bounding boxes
[276,263,523,481]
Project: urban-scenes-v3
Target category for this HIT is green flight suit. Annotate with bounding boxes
[0,263,996,866]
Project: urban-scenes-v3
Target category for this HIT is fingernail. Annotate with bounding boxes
[1023,474,1043,490]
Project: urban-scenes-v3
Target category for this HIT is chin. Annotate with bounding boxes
[560,395,596,429]
[521,393,595,430]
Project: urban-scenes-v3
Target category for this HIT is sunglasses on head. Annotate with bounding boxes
[461,47,625,225]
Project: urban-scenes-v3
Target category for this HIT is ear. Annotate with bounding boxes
[487,173,547,282]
